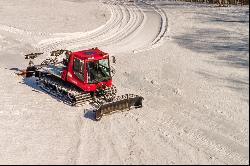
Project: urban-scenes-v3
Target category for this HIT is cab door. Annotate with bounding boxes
[67,57,85,87]
[73,58,84,81]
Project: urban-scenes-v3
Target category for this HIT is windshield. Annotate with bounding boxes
[87,58,111,83]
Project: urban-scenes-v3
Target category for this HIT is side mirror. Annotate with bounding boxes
[111,56,116,64]
[111,66,116,77]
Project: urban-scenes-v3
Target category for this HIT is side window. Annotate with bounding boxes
[63,54,70,66]
[65,54,69,62]
[73,58,84,81]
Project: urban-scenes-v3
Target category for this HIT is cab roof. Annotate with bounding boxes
[72,48,109,61]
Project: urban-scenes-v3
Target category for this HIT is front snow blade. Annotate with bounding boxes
[95,94,144,121]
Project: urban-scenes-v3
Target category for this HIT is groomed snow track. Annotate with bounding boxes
[0,0,168,54]
[35,0,168,54]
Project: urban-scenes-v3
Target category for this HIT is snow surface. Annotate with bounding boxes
[0,0,249,164]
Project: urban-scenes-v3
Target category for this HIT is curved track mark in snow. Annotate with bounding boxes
[35,0,168,54]
[133,0,168,53]
[0,24,51,37]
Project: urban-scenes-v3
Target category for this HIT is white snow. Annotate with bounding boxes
[0,0,249,164]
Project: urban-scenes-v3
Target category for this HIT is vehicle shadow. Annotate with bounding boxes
[10,67,101,119]
[10,67,69,104]
[84,109,97,121]
[22,77,66,103]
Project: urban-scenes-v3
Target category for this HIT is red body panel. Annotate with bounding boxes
[61,48,112,92]
[73,48,109,61]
